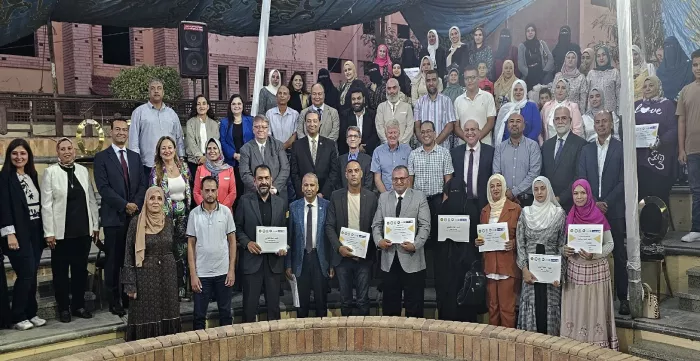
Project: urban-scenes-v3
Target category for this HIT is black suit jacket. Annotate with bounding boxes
[541,133,588,211]
[291,136,340,198]
[451,142,494,211]
[338,108,380,156]
[325,188,378,267]
[94,147,147,227]
[235,193,289,275]
[339,153,374,191]
[578,137,625,219]
[0,170,43,256]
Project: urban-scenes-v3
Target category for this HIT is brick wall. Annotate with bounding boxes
[62,23,92,95]
[0,26,51,71]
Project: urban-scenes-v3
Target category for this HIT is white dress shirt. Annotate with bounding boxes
[304,197,319,248]
[553,130,570,161]
[307,134,320,155]
[596,134,611,198]
[464,142,481,197]
[199,122,208,154]
[355,110,365,133]
[256,139,267,157]
[112,143,129,167]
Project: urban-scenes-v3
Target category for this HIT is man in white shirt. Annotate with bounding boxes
[454,65,497,146]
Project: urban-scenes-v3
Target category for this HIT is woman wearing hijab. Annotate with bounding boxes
[122,186,180,341]
[561,179,618,350]
[401,39,419,69]
[518,24,554,91]
[478,62,494,95]
[316,68,340,111]
[185,94,219,193]
[586,46,620,113]
[338,61,358,114]
[582,88,620,142]
[553,51,589,112]
[41,138,100,322]
[579,48,595,76]
[412,56,444,105]
[419,29,447,79]
[494,60,519,110]
[656,36,694,101]
[288,71,310,113]
[446,26,470,71]
[540,78,584,142]
[441,65,464,103]
[475,174,522,328]
[391,63,412,97]
[494,28,520,81]
[366,63,388,111]
[495,79,542,143]
[257,69,281,115]
[516,176,566,336]
[193,138,237,209]
[374,44,393,79]
[632,45,656,101]
[470,27,494,80]
[551,26,581,74]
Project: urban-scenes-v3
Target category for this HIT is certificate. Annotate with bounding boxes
[256,226,288,254]
[477,223,509,252]
[528,254,562,284]
[339,227,370,258]
[437,215,470,242]
[384,217,416,244]
[635,123,659,148]
[567,224,604,254]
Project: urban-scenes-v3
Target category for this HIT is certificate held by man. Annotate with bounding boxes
[567,224,603,254]
[256,226,288,254]
[635,123,659,148]
[528,254,561,284]
[477,223,509,252]
[437,215,470,242]
[384,217,416,243]
[339,227,370,258]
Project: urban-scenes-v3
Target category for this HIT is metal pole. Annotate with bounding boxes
[47,20,63,136]
[250,0,272,116]
[635,0,648,60]
[616,0,643,318]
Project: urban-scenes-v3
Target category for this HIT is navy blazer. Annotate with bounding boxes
[94,146,147,227]
[220,115,255,167]
[578,137,625,220]
[285,196,331,278]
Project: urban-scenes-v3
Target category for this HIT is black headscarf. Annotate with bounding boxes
[523,23,541,55]
[317,68,340,110]
[495,28,513,60]
[552,25,581,71]
[657,36,694,101]
[401,39,419,68]
[366,63,383,85]
[392,63,412,95]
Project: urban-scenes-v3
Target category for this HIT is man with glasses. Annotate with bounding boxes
[239,115,290,201]
[454,65,497,146]
[413,70,463,149]
[339,126,373,190]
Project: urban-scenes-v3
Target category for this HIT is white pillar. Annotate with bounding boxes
[250,0,272,116]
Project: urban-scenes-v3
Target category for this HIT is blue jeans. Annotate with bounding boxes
[335,258,371,316]
[193,274,233,330]
[688,154,700,232]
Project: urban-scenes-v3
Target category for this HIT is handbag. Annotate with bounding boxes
[642,283,660,319]
[457,261,486,307]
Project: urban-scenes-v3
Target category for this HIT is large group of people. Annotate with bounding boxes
[0,26,699,356]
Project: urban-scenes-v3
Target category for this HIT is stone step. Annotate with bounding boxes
[688,266,700,290]
[628,340,699,361]
[678,288,700,313]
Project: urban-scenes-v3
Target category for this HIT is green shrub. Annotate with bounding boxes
[109,65,183,102]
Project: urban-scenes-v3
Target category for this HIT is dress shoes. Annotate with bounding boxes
[59,311,72,323]
[110,304,126,317]
[72,308,93,319]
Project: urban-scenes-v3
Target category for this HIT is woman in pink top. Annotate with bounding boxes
[193,138,237,208]
[539,78,583,144]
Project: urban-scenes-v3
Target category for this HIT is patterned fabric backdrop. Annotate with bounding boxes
[661,0,700,57]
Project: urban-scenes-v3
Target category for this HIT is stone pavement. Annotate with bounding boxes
[256,353,441,361]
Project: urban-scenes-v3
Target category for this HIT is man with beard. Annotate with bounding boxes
[413,70,463,149]
[376,78,414,145]
[493,113,541,207]
[235,165,289,323]
[338,88,379,156]
[266,85,299,150]
[296,83,340,141]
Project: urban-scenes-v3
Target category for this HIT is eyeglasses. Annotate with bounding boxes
[347,134,360,139]
[254,125,268,129]
[392,176,409,182]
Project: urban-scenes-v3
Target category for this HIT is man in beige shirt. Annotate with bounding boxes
[376,78,414,145]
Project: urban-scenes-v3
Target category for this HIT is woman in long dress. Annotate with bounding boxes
[582,88,620,143]
[540,78,584,143]
[551,26,580,75]
[586,46,620,113]
[552,51,588,112]
[122,186,181,341]
[494,28,520,81]
[516,176,566,336]
[494,79,541,143]
[561,179,618,350]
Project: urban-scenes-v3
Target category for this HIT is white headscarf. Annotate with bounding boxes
[447,26,464,67]
[427,29,439,67]
[522,176,562,230]
[265,69,281,95]
[494,79,528,143]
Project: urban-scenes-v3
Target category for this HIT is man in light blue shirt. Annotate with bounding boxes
[128,79,185,172]
[493,113,541,207]
[371,119,412,192]
[265,85,299,150]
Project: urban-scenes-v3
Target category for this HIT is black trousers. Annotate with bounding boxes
[382,254,426,318]
[51,236,92,312]
[103,219,131,307]
[517,193,534,207]
[609,217,628,301]
[241,257,281,323]
[296,250,327,318]
[7,220,44,323]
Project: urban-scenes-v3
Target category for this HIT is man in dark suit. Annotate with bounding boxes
[326,160,378,316]
[339,126,373,190]
[338,88,380,156]
[291,109,340,199]
[541,107,588,212]
[451,119,495,211]
[578,110,628,315]
[235,165,289,323]
[93,119,147,316]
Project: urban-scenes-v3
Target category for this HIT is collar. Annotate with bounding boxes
[557,131,571,142]
[597,134,612,147]
[148,101,166,110]
[355,109,365,118]
[305,197,319,208]
[111,143,127,153]
[255,139,267,147]
[257,192,271,203]
[308,134,319,143]
[508,136,525,147]
[395,190,407,200]
[420,144,437,153]
[273,106,290,116]
[467,142,481,153]
[465,88,484,100]
[313,104,325,112]
[199,202,221,214]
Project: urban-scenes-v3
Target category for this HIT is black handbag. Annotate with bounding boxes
[457,260,487,307]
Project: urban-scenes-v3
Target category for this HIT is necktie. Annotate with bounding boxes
[466,149,475,199]
[306,204,313,252]
[555,138,564,163]
[311,139,318,164]
[396,196,403,216]
[260,145,265,162]
[119,150,130,192]
[316,107,323,121]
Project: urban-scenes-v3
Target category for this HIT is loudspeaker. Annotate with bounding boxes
[178,21,209,78]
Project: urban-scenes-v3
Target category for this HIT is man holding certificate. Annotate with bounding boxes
[235,165,289,323]
[326,160,378,316]
[371,166,431,318]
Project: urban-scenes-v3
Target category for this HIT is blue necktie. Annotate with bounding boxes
[555,138,564,163]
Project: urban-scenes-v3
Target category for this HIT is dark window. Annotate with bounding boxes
[102,26,131,65]
[328,58,343,73]
[218,65,229,101]
[363,21,376,35]
[239,67,250,100]
[397,24,411,39]
[0,33,36,57]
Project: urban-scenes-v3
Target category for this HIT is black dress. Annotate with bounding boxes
[232,122,245,209]
[0,250,10,328]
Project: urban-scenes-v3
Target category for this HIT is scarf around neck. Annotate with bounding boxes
[135,186,166,267]
[56,137,75,167]
[523,176,561,230]
[427,29,439,66]
[594,46,613,71]
[495,79,528,142]
[204,138,232,178]
[265,69,280,95]
[494,60,517,99]
[487,174,507,220]
[374,44,392,76]
[560,51,581,79]
[565,179,611,236]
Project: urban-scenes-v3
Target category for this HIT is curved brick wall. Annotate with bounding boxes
[52,317,645,361]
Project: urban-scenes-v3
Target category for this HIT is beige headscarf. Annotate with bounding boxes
[56,137,75,167]
[339,61,357,106]
[579,48,595,75]
[487,174,507,220]
[135,186,166,267]
[494,60,518,107]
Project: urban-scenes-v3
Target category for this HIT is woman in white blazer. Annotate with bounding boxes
[41,138,99,323]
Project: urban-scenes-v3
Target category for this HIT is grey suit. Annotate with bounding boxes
[296,104,340,141]
[184,117,220,164]
[239,137,290,201]
[339,153,374,191]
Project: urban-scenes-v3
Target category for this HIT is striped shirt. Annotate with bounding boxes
[414,93,457,136]
[408,144,454,196]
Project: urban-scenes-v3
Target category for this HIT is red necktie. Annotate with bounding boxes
[120,150,130,191]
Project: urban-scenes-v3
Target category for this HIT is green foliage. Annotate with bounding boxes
[109,65,183,102]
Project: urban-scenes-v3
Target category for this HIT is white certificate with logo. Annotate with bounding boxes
[256,226,288,254]
[567,224,604,254]
[635,123,659,148]
[339,227,370,258]
[477,223,509,252]
[528,254,562,284]
[437,215,470,242]
[384,217,416,244]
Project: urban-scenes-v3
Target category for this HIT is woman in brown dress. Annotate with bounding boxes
[122,186,181,341]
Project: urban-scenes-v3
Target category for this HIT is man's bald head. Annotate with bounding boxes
[507,113,524,139]
[463,119,481,147]
[386,78,399,87]
[386,78,400,101]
